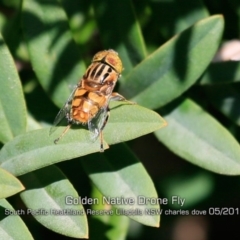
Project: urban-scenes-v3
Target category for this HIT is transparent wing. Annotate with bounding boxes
[88,106,109,142]
[49,85,78,135]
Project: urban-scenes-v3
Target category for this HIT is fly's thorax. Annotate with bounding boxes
[83,62,120,86]
[99,83,115,95]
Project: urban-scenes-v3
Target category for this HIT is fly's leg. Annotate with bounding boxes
[99,131,104,152]
[54,115,73,144]
[110,92,135,104]
[54,124,72,144]
[98,93,134,152]
[99,108,110,152]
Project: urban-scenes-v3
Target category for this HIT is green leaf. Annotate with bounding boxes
[0,102,165,176]
[0,127,104,176]
[103,102,166,145]
[0,167,25,199]
[204,83,240,126]
[155,98,240,175]
[149,0,209,39]
[159,171,214,209]
[0,33,27,143]
[92,0,147,75]
[27,113,42,131]
[0,199,34,240]
[89,186,130,240]
[20,166,88,239]
[22,0,86,108]
[82,144,160,227]
[0,12,6,32]
[61,0,95,46]
[120,15,224,109]
[200,61,240,85]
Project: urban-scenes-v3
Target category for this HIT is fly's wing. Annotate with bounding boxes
[88,106,109,142]
[49,85,78,135]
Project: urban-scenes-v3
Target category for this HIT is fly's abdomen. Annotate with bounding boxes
[71,87,107,123]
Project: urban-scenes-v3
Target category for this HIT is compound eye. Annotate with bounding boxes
[92,49,123,73]
[92,50,108,62]
[105,54,122,73]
